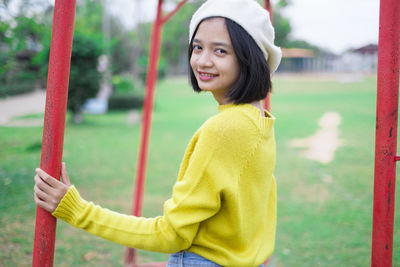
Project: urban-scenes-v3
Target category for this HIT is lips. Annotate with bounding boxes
[198,71,218,81]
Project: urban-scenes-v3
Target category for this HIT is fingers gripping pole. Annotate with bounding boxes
[32,0,76,266]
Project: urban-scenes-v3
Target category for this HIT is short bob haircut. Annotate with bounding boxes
[188,17,272,104]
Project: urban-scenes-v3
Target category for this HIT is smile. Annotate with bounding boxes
[198,71,219,81]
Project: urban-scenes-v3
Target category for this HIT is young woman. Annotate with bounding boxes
[33,0,281,266]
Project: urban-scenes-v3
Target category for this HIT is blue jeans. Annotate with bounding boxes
[166,251,264,267]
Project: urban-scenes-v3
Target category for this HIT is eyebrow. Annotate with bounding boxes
[193,38,232,49]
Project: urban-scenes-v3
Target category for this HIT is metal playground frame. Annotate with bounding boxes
[32,0,400,266]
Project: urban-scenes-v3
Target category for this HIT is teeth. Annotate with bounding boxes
[201,73,217,77]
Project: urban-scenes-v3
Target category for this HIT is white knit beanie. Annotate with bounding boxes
[189,0,282,73]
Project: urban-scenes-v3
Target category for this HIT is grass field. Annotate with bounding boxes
[1,74,399,266]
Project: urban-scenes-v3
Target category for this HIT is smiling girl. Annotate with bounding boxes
[33,0,281,266]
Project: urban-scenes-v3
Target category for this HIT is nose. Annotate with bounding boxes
[196,50,213,68]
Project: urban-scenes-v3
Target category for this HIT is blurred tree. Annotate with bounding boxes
[0,11,49,96]
[273,10,291,47]
[67,32,102,123]
[36,1,105,123]
[160,1,202,74]
[109,18,138,75]
[0,0,52,96]
[0,0,137,98]
[129,1,203,80]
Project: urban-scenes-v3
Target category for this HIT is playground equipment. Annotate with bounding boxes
[32,0,400,266]
[124,1,188,266]
[32,0,76,266]
[371,0,400,266]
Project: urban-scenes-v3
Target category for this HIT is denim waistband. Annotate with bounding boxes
[167,251,222,267]
[166,251,264,267]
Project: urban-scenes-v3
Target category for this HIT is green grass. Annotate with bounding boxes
[1,75,399,266]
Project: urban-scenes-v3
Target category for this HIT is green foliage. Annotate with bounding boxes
[137,55,167,84]
[289,39,331,56]
[277,0,291,8]
[273,9,292,47]
[67,32,102,114]
[112,75,135,95]
[0,81,37,97]
[0,0,135,99]
[108,21,139,75]
[73,0,104,45]
[11,16,44,51]
[0,13,48,97]
[160,2,202,70]
[111,74,144,98]
[110,74,144,111]
[132,2,203,76]
[108,95,143,110]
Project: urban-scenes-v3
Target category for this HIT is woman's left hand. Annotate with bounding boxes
[33,162,71,213]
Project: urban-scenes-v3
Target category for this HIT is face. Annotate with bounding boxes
[190,18,240,104]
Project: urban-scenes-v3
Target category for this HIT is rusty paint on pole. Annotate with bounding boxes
[32,0,76,266]
[371,0,400,266]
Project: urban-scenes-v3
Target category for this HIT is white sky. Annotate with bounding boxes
[107,0,380,54]
[282,0,379,53]
[5,0,379,54]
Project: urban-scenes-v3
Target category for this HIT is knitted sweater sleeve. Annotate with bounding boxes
[52,118,237,253]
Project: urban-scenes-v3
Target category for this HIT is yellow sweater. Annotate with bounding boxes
[53,103,277,267]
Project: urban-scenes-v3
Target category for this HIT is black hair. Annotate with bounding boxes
[188,17,272,104]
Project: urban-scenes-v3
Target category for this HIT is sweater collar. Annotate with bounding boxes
[218,103,275,120]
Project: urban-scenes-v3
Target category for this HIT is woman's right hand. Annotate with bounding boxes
[33,162,71,213]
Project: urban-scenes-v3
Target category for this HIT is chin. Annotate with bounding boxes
[197,83,214,92]
[199,86,212,92]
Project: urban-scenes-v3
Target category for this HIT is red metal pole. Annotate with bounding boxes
[134,0,163,220]
[264,0,273,22]
[263,0,272,111]
[260,3,272,266]
[32,0,76,266]
[371,0,400,266]
[125,1,164,265]
[262,4,273,266]
[160,0,188,25]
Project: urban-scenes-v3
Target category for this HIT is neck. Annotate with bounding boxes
[212,92,232,105]
[250,100,262,109]
[250,101,266,117]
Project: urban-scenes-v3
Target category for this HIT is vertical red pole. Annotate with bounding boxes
[371,0,400,266]
[264,0,273,21]
[32,0,76,266]
[125,1,164,265]
[134,0,163,219]
[262,2,272,265]
[263,0,272,111]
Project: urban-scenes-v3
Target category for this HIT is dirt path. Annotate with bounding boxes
[289,111,342,164]
[0,90,46,126]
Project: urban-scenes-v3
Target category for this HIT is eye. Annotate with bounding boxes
[215,48,227,55]
[193,44,202,51]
